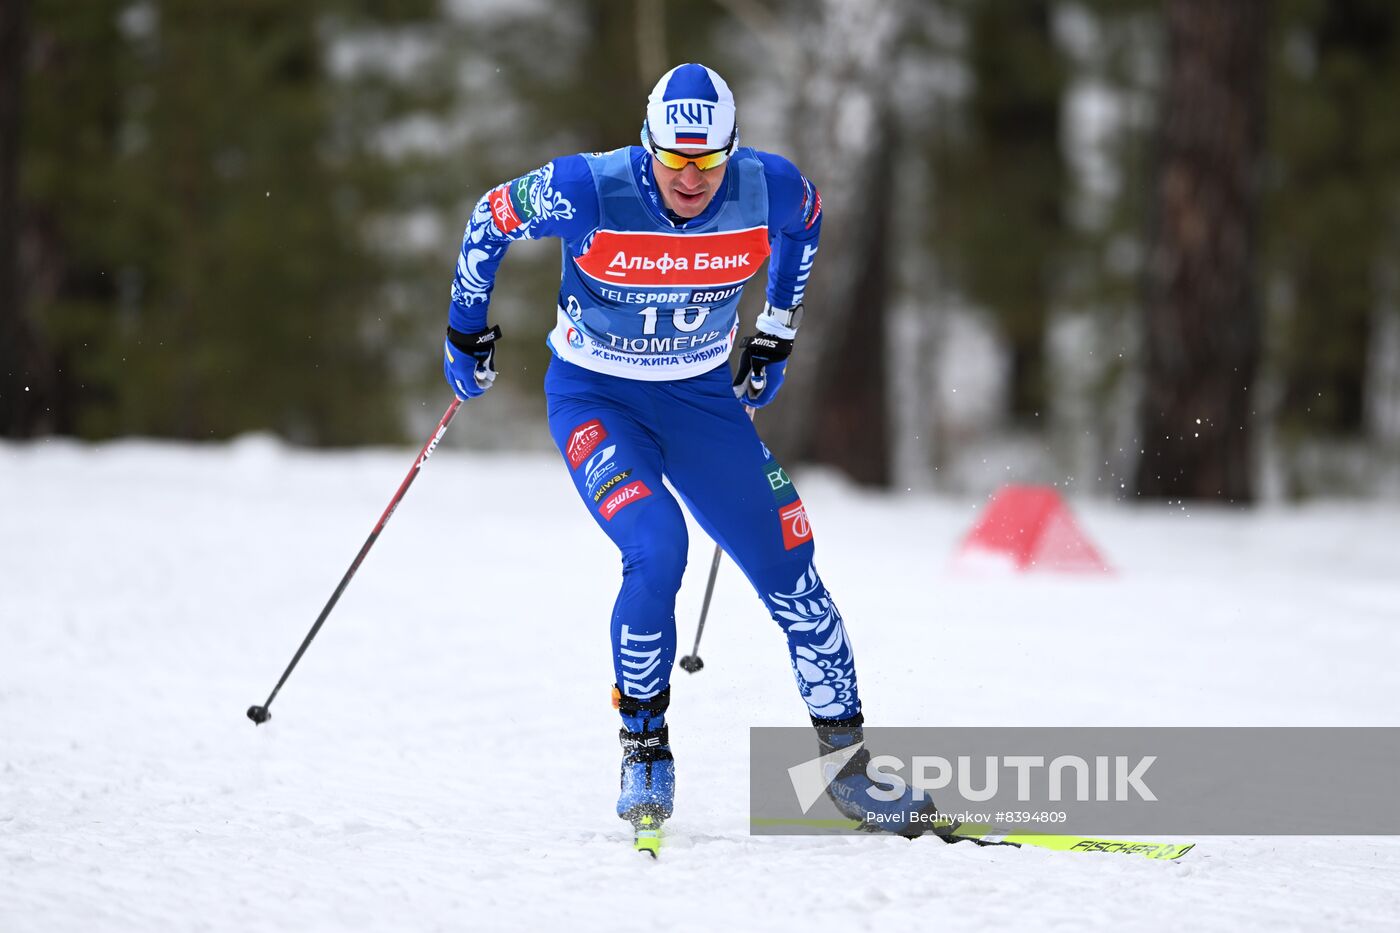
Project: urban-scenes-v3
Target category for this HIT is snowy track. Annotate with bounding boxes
[4,438,1399,931]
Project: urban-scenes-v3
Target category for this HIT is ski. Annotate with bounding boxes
[750,817,1195,860]
[632,812,663,858]
[945,823,1195,860]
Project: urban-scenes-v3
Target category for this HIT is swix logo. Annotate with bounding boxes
[489,184,523,234]
[574,228,770,288]
[416,423,449,470]
[600,480,652,521]
[566,420,607,469]
[780,499,813,550]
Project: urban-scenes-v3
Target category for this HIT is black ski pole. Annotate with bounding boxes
[678,543,722,673]
[246,397,462,725]
[678,406,755,674]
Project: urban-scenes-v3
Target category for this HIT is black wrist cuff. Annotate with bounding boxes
[447,324,502,354]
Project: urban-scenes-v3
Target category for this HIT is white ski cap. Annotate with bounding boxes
[644,63,737,151]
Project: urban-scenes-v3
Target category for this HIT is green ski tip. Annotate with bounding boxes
[633,813,663,858]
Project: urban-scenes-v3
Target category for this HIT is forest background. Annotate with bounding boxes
[3,0,1397,503]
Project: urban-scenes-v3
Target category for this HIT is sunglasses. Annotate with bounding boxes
[642,120,737,172]
[650,144,731,172]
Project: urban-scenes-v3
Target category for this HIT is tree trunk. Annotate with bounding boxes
[0,0,34,436]
[1135,0,1266,502]
[803,118,893,483]
[1272,2,1398,440]
[761,0,904,487]
[964,0,1064,427]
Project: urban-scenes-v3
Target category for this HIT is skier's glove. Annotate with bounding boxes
[733,303,802,408]
[444,324,502,400]
[732,333,793,408]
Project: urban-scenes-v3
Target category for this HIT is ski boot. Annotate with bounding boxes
[812,712,953,840]
[614,686,674,856]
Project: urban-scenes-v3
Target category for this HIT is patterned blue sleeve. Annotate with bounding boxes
[756,151,822,311]
[449,155,598,333]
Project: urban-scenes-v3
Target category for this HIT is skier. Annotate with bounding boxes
[443,63,934,849]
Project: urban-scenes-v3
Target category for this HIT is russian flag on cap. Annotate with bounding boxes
[645,63,737,150]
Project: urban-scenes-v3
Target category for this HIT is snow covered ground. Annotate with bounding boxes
[3,436,1400,932]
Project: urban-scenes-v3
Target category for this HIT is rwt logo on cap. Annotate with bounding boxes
[666,102,716,146]
[646,63,737,151]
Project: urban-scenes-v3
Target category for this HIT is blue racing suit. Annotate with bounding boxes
[449,146,858,722]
